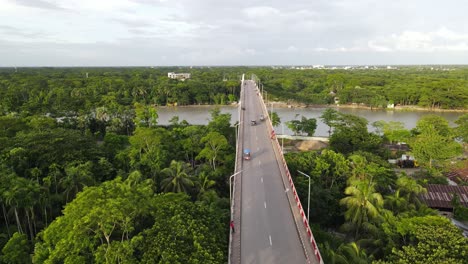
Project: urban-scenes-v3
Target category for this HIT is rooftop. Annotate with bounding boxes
[420,184,468,209]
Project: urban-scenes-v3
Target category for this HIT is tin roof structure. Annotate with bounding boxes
[446,164,468,184]
[420,184,468,209]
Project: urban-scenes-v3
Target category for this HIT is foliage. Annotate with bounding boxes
[373,121,411,144]
[161,160,195,193]
[452,194,468,221]
[33,177,228,263]
[1,232,31,264]
[139,194,227,263]
[252,67,468,109]
[454,113,468,143]
[286,116,317,136]
[0,67,242,115]
[269,111,281,127]
[381,215,468,264]
[329,112,382,154]
[410,115,462,169]
[320,108,339,137]
[340,179,384,239]
[197,132,229,170]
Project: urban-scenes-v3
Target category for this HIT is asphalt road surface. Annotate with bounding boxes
[240,80,308,264]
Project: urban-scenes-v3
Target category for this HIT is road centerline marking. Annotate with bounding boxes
[261,177,263,183]
[269,235,272,246]
[264,202,266,208]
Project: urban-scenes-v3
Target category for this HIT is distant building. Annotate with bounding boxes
[168,72,191,80]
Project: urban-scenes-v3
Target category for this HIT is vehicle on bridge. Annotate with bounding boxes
[260,115,265,121]
[251,120,256,126]
[243,149,251,160]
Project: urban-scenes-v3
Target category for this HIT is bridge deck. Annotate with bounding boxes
[230,79,322,264]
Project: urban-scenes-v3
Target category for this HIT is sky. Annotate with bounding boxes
[1,0,468,66]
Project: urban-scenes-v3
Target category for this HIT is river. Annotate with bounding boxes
[157,105,464,137]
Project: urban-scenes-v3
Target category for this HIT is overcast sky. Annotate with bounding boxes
[1,0,468,66]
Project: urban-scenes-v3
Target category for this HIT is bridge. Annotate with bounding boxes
[229,76,323,264]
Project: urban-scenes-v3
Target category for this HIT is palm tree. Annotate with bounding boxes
[396,175,426,204]
[196,172,216,199]
[385,189,408,214]
[321,242,371,264]
[60,161,95,202]
[336,242,371,264]
[340,179,383,239]
[161,160,194,193]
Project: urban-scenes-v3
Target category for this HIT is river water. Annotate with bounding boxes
[157,105,464,137]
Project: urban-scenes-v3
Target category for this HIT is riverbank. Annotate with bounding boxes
[160,103,468,113]
[264,101,468,113]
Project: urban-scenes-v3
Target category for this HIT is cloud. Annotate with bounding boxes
[12,0,65,10]
[242,6,280,18]
[112,18,153,28]
[2,0,468,65]
[368,28,468,52]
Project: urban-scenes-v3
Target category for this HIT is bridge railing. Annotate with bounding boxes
[256,84,324,264]
[229,76,245,264]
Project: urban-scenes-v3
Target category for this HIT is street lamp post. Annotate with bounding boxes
[229,171,243,206]
[297,170,311,223]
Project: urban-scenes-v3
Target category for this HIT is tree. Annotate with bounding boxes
[336,242,371,264]
[133,102,158,128]
[382,215,468,263]
[129,127,170,186]
[269,111,281,127]
[320,108,339,137]
[286,119,302,135]
[161,160,194,193]
[313,149,349,190]
[207,107,232,138]
[410,116,462,169]
[197,131,229,170]
[1,232,31,264]
[26,116,56,132]
[138,194,227,264]
[33,176,155,263]
[286,116,317,136]
[180,125,204,168]
[60,161,95,202]
[340,179,384,239]
[385,190,408,215]
[395,176,426,204]
[329,113,381,154]
[300,116,317,136]
[373,121,411,144]
[454,113,468,144]
[196,172,216,199]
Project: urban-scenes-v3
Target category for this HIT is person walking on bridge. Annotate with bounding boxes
[230,220,235,233]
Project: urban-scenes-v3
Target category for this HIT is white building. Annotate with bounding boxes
[168,72,191,80]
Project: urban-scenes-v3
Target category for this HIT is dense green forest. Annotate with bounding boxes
[0,67,243,116]
[0,103,235,263]
[253,66,468,109]
[285,109,468,263]
[0,67,467,263]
